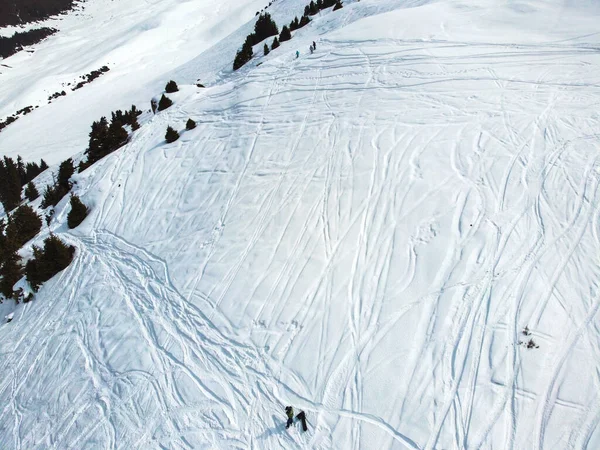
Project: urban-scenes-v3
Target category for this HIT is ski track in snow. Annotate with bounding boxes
[2,0,600,448]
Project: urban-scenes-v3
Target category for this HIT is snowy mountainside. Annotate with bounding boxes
[2,0,600,448]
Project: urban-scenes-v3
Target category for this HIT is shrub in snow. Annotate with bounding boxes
[271,36,280,50]
[25,235,75,292]
[165,80,179,93]
[25,182,39,201]
[6,205,42,249]
[333,1,343,11]
[279,25,292,42]
[264,43,270,56]
[67,195,88,229]
[165,126,179,143]
[158,94,173,111]
[186,118,196,130]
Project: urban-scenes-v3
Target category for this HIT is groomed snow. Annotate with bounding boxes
[2,0,600,448]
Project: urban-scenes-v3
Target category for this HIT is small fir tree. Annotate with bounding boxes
[0,252,21,299]
[333,1,343,10]
[264,43,270,56]
[57,158,74,191]
[272,36,280,50]
[186,118,196,130]
[290,17,300,31]
[67,195,88,229]
[253,13,279,43]
[279,25,292,42]
[6,205,42,249]
[157,94,173,111]
[24,182,39,201]
[25,235,75,292]
[165,126,179,143]
[165,80,179,93]
[299,15,311,28]
[233,36,254,70]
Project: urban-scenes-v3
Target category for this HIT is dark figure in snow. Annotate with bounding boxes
[285,406,294,428]
[296,411,308,431]
[296,50,300,58]
[312,41,316,50]
[310,45,314,54]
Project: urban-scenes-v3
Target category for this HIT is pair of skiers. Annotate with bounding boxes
[285,406,307,431]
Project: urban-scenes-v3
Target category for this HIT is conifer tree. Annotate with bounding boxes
[25,235,74,292]
[333,0,343,10]
[165,126,179,143]
[272,36,280,50]
[279,25,292,42]
[253,13,279,43]
[264,43,270,56]
[186,118,196,130]
[0,251,21,299]
[57,159,74,191]
[157,94,173,111]
[6,205,42,249]
[299,15,311,28]
[309,0,318,14]
[85,117,109,164]
[24,182,39,201]
[290,17,300,31]
[234,36,254,70]
[165,80,179,93]
[67,195,88,229]
[0,156,22,212]
[106,119,128,151]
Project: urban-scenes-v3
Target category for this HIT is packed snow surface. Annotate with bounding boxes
[2,0,600,448]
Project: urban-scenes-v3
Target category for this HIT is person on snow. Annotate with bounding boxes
[310,45,314,54]
[296,50,300,58]
[312,41,316,50]
[285,406,294,428]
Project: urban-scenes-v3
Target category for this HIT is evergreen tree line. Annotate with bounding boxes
[0,28,57,58]
[0,156,48,212]
[0,194,85,299]
[236,0,343,70]
[304,0,342,18]
[78,105,141,172]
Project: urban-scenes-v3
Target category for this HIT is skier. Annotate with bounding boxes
[312,41,316,50]
[296,411,308,432]
[285,406,294,428]
[310,45,314,54]
[296,50,300,58]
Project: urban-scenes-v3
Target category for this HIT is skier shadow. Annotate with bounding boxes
[257,415,290,440]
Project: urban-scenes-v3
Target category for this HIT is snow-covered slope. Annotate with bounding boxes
[2,0,600,448]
